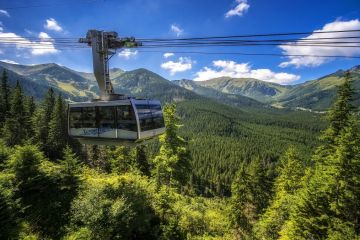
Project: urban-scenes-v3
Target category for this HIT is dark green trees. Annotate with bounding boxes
[278,72,360,239]
[0,70,10,124]
[33,88,55,155]
[255,147,306,239]
[3,81,28,146]
[230,159,273,239]
[48,94,68,159]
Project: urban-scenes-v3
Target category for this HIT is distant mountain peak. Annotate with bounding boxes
[350,65,360,72]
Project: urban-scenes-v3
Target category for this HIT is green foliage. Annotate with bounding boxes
[153,104,191,191]
[48,93,68,159]
[177,99,322,196]
[8,144,79,239]
[3,81,28,146]
[33,88,55,155]
[0,184,18,239]
[277,72,360,239]
[0,70,10,124]
[0,139,11,170]
[324,71,355,143]
[255,147,306,239]
[69,172,160,240]
[230,158,274,239]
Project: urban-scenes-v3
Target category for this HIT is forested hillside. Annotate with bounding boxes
[0,66,359,239]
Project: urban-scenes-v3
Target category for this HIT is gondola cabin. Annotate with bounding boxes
[68,99,165,145]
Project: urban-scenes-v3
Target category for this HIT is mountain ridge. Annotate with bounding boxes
[0,60,358,110]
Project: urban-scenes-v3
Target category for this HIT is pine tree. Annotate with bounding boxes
[60,145,82,176]
[230,158,273,239]
[323,71,354,145]
[33,88,55,153]
[279,72,360,239]
[0,70,10,124]
[24,96,36,139]
[48,94,68,159]
[230,164,254,238]
[3,81,28,146]
[0,187,17,239]
[153,104,191,190]
[255,147,306,240]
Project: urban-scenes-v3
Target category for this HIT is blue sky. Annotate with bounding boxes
[0,0,359,84]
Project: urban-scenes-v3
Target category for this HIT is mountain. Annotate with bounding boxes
[0,64,50,99]
[194,77,291,103]
[178,66,360,111]
[0,61,358,111]
[0,61,97,101]
[276,65,360,110]
[174,79,264,108]
[111,68,200,102]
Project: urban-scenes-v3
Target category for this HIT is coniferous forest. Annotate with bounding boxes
[0,68,359,240]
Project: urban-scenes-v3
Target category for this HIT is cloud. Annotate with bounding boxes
[0,10,10,17]
[279,19,360,68]
[161,57,194,75]
[163,52,174,58]
[118,49,138,59]
[170,24,184,37]
[31,32,59,55]
[0,30,59,55]
[1,59,18,64]
[44,18,63,32]
[194,60,300,84]
[225,0,250,18]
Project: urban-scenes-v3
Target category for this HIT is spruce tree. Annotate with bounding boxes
[135,145,151,177]
[48,94,68,159]
[280,71,360,239]
[24,96,36,139]
[230,158,273,239]
[0,70,10,124]
[3,81,27,146]
[323,71,354,144]
[34,88,55,153]
[153,104,191,190]
[255,147,306,240]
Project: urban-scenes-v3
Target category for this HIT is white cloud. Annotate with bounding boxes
[163,52,174,58]
[0,10,10,17]
[225,0,250,18]
[170,24,184,37]
[1,59,18,64]
[279,19,360,68]
[161,57,194,75]
[31,32,59,55]
[194,60,300,84]
[0,30,59,55]
[44,18,63,32]
[118,49,138,59]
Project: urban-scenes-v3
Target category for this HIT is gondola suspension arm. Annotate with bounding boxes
[79,30,142,100]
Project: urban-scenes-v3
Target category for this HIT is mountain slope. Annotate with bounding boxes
[0,65,50,99]
[111,68,200,102]
[0,61,97,100]
[174,79,264,108]
[195,77,291,103]
[276,66,360,110]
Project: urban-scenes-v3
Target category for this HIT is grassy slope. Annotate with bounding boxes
[195,77,291,103]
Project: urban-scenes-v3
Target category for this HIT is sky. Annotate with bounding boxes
[0,0,359,84]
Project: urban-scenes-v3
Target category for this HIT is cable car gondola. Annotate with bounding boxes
[68,30,165,145]
[68,99,165,145]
